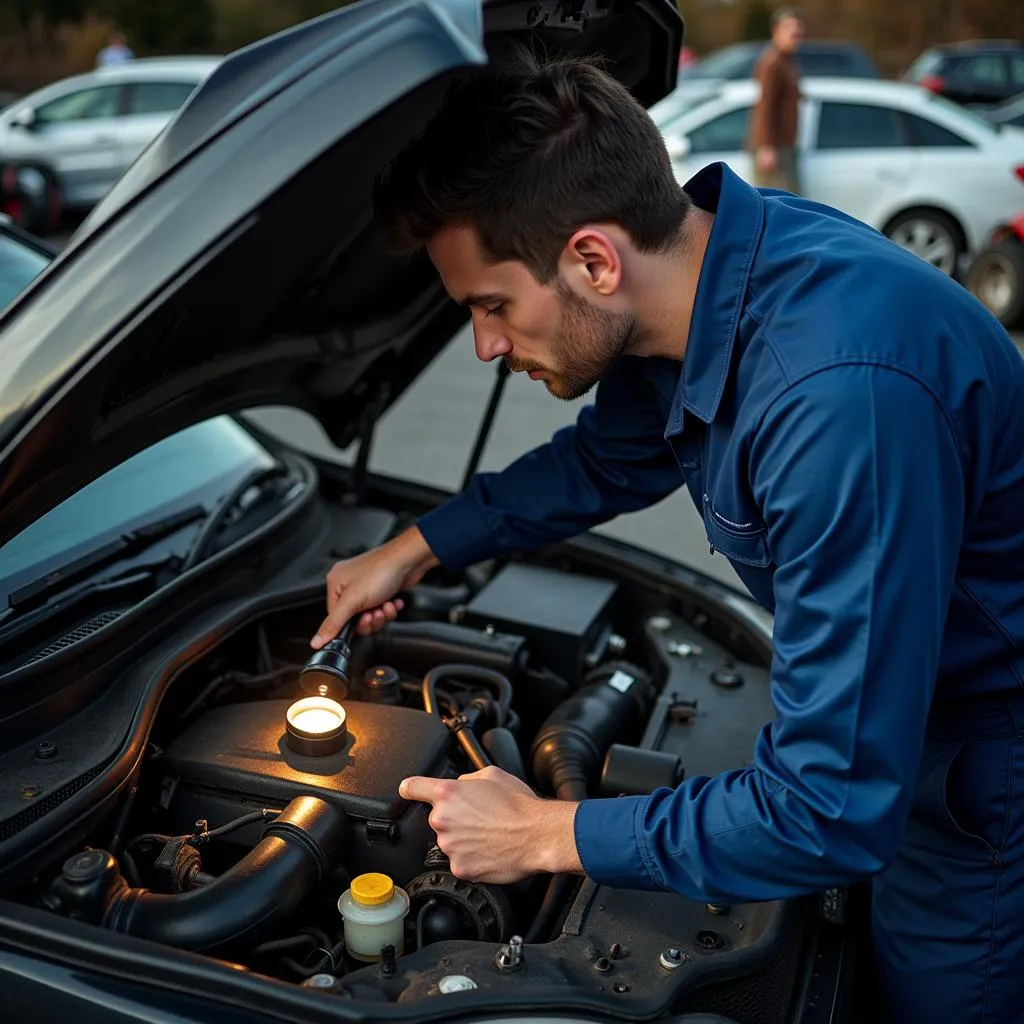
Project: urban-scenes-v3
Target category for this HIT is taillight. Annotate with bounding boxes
[1015,166,1024,186]
[919,74,945,93]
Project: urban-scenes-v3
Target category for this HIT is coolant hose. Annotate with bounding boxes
[102,796,347,954]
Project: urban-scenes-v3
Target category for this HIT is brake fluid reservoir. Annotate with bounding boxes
[338,872,410,961]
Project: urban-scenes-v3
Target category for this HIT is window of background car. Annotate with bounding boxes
[954,55,1008,89]
[0,232,49,311]
[816,102,906,149]
[687,105,751,155]
[926,93,1001,133]
[905,49,943,80]
[34,85,121,124]
[679,45,760,81]
[903,112,972,147]
[1010,54,1024,89]
[127,81,198,116]
[0,417,277,603]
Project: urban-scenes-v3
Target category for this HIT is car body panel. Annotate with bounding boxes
[661,77,1024,255]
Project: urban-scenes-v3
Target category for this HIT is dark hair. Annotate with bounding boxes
[373,50,691,283]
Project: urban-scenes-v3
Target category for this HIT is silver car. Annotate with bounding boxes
[0,57,220,214]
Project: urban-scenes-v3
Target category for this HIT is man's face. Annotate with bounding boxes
[427,224,638,401]
[773,16,805,54]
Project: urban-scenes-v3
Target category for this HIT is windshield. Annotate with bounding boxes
[0,230,49,312]
[0,417,278,608]
[681,45,761,80]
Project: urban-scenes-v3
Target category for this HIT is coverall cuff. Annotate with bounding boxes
[574,796,661,890]
[417,490,502,571]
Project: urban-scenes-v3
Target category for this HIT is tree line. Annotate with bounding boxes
[1,0,1021,92]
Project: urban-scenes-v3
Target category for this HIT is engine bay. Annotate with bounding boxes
[9,541,816,1022]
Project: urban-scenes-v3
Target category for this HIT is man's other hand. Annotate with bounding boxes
[399,766,584,884]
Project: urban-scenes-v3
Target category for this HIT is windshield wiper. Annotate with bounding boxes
[4,505,207,616]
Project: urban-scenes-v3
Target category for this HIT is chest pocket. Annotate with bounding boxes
[703,493,773,568]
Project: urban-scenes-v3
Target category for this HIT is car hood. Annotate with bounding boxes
[0,0,682,547]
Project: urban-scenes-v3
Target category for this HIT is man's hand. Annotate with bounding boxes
[756,145,779,175]
[399,766,584,884]
[311,526,440,647]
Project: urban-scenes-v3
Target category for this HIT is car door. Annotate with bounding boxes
[22,83,126,206]
[118,80,201,166]
[800,99,918,229]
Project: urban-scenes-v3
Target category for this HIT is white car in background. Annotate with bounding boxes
[657,77,1024,277]
[0,57,220,230]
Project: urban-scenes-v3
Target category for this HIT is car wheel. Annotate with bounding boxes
[884,209,963,277]
[0,161,62,236]
[966,238,1024,330]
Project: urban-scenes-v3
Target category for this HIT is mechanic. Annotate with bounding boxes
[310,52,1024,1023]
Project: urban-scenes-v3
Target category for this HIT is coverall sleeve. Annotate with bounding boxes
[573,364,966,900]
[416,358,683,571]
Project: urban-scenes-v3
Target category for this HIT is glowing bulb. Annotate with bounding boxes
[285,695,347,756]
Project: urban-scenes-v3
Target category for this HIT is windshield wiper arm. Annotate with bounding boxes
[6,505,206,614]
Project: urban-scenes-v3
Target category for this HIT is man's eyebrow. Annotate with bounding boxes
[458,292,506,308]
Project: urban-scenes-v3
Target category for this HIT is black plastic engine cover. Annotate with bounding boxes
[159,699,450,883]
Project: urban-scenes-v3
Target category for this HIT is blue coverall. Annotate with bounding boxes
[418,162,1024,1023]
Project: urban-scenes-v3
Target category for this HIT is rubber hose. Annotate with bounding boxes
[103,796,347,954]
[422,664,513,723]
[455,728,491,772]
[530,662,657,798]
[481,727,527,781]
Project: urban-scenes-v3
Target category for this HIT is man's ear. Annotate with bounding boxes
[561,228,622,297]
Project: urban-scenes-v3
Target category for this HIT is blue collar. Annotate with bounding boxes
[663,162,765,436]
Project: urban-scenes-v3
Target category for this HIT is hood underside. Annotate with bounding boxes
[0,0,682,548]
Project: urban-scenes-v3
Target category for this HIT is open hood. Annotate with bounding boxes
[0,0,682,547]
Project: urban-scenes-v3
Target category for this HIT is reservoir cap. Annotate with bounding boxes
[352,872,394,906]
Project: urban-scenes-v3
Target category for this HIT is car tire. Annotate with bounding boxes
[0,161,62,236]
[883,208,964,278]
[966,238,1024,330]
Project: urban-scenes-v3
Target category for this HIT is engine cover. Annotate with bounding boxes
[160,699,450,884]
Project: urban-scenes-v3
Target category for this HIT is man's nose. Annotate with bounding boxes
[473,323,512,363]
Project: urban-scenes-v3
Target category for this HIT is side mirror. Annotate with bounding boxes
[665,134,691,161]
[11,107,36,130]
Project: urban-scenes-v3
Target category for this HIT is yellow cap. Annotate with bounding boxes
[351,872,394,906]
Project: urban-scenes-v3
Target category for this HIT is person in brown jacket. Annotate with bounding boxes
[748,6,805,193]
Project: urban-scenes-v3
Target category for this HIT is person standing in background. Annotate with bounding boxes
[96,30,134,68]
[748,6,804,193]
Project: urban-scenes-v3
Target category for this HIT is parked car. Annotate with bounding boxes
[0,1,860,1022]
[903,39,1024,109]
[965,212,1024,328]
[659,77,1024,277]
[652,38,880,121]
[983,89,1024,129]
[0,56,220,233]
